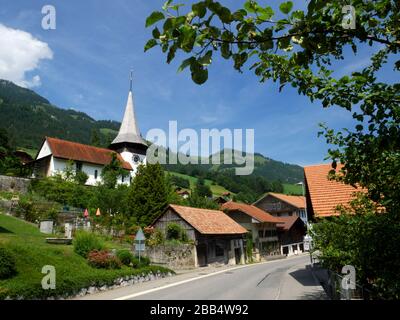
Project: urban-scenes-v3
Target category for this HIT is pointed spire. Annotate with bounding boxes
[130,69,133,92]
[111,72,147,147]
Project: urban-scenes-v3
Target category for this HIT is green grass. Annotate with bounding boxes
[167,171,233,197]
[0,213,171,299]
[283,183,303,195]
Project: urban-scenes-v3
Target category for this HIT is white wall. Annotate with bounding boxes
[37,140,52,160]
[120,151,146,177]
[49,157,120,186]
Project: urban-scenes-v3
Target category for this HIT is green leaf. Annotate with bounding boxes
[144,39,157,52]
[192,2,206,18]
[259,6,274,20]
[177,57,195,73]
[162,0,172,11]
[152,27,160,39]
[244,0,256,13]
[198,50,212,66]
[279,1,293,14]
[221,42,231,59]
[191,67,208,85]
[145,11,165,28]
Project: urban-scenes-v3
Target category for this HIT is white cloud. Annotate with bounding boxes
[0,24,53,88]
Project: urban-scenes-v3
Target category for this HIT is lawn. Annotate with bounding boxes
[283,183,303,195]
[167,171,233,197]
[0,213,171,299]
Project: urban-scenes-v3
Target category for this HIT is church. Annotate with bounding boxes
[32,77,148,186]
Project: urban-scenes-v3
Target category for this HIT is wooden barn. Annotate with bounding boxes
[151,204,247,267]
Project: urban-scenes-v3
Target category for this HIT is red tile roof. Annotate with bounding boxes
[261,193,306,209]
[168,204,247,235]
[221,201,281,224]
[277,216,303,231]
[44,137,132,170]
[304,164,363,217]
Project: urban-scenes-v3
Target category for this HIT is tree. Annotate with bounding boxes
[101,153,126,189]
[145,0,400,208]
[90,129,101,147]
[194,177,212,198]
[127,163,172,225]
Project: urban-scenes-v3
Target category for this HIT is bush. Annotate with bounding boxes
[87,250,122,269]
[116,249,134,266]
[147,229,165,246]
[166,223,188,242]
[0,247,17,279]
[73,231,104,258]
[131,255,150,268]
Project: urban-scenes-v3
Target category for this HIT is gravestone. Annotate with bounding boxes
[64,223,73,239]
[40,220,54,234]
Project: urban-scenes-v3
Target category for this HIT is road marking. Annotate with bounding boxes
[114,255,308,300]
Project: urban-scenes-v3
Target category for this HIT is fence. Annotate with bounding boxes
[325,270,371,300]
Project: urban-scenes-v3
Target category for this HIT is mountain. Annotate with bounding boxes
[163,149,303,184]
[0,80,120,152]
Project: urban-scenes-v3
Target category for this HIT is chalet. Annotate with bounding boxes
[151,204,247,267]
[304,163,363,219]
[221,201,281,260]
[175,188,190,199]
[277,216,307,256]
[32,75,148,186]
[253,192,307,225]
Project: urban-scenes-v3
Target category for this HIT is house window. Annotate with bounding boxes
[215,245,224,257]
[121,175,125,183]
[94,170,98,180]
[76,162,82,172]
[258,230,264,238]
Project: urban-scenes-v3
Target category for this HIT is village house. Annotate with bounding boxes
[32,76,148,186]
[221,201,281,261]
[151,204,247,267]
[304,163,363,219]
[276,216,307,256]
[253,192,307,225]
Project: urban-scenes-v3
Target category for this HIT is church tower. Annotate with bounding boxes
[109,71,148,176]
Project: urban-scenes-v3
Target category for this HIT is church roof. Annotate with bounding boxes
[44,137,132,170]
[111,90,147,147]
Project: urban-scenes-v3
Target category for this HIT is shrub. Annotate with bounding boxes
[0,247,17,279]
[116,249,134,266]
[73,231,104,258]
[87,250,122,269]
[131,255,150,268]
[147,229,165,247]
[166,223,188,242]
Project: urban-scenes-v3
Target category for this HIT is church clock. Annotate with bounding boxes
[133,154,140,163]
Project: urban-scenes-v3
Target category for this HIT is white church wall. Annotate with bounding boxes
[82,163,104,186]
[37,140,52,160]
[50,158,108,186]
[120,151,146,177]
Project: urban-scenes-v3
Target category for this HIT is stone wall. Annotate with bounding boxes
[145,244,197,270]
[0,175,31,193]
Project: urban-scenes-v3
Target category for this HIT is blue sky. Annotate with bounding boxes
[0,0,392,166]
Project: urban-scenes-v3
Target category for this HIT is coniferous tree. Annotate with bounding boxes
[127,163,171,225]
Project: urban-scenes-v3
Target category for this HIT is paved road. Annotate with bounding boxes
[78,255,326,300]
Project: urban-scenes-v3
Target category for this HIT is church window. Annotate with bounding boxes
[76,162,82,172]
